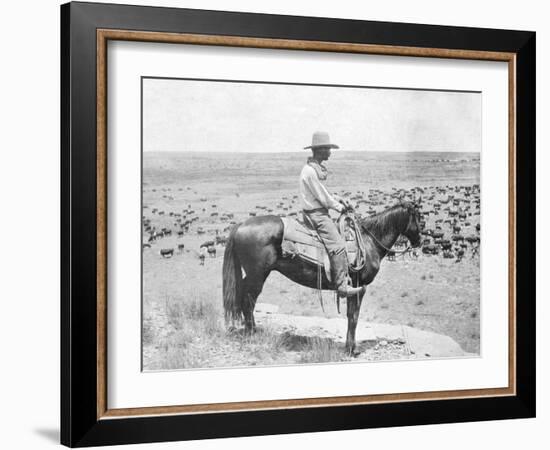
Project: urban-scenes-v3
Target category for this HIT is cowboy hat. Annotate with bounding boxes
[304,131,340,150]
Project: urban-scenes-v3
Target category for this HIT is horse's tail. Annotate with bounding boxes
[222,224,243,326]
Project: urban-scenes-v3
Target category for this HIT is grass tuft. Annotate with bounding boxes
[298,337,342,364]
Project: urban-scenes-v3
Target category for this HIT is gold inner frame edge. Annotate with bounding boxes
[96,29,517,420]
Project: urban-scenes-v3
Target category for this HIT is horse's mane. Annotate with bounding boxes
[359,202,411,236]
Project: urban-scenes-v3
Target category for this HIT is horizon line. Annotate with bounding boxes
[143,149,481,154]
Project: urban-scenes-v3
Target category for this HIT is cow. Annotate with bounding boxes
[199,246,207,265]
[422,244,439,255]
[215,235,227,246]
[200,240,215,249]
[160,248,174,258]
[395,236,408,248]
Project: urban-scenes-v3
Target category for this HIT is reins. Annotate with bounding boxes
[362,225,412,255]
[316,259,325,313]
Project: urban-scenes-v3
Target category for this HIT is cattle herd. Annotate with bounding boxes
[142,183,480,265]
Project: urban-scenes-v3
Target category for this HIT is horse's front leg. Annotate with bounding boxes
[345,289,365,356]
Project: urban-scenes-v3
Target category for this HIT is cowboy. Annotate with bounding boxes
[300,131,365,298]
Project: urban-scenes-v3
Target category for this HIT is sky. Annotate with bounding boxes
[143,78,481,153]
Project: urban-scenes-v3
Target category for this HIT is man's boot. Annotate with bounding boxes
[331,250,365,298]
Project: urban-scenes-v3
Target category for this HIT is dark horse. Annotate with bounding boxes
[222,201,422,355]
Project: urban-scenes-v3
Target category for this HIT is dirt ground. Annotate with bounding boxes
[142,151,480,370]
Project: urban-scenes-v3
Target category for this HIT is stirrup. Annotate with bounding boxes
[337,284,365,298]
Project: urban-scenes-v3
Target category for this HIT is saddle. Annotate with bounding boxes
[280,213,359,282]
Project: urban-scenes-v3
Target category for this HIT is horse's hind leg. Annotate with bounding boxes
[242,273,267,334]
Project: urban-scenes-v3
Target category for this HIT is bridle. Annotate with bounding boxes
[362,226,412,255]
[350,203,420,256]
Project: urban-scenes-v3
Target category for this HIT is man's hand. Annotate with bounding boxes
[338,198,353,212]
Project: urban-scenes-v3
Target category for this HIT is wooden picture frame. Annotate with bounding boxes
[61,1,535,447]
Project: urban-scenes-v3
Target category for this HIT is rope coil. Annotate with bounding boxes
[338,211,368,273]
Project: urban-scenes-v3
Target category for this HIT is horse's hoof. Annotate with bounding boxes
[346,347,360,357]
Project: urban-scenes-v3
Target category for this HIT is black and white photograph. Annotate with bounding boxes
[141,77,481,371]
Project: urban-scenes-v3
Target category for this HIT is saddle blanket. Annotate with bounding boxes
[280,217,358,282]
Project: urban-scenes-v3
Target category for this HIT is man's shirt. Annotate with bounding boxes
[299,164,341,212]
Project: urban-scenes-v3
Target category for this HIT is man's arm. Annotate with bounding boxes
[304,169,345,212]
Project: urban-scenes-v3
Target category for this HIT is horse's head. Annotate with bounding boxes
[399,198,423,248]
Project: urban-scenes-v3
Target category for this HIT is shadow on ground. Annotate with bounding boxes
[34,428,59,444]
